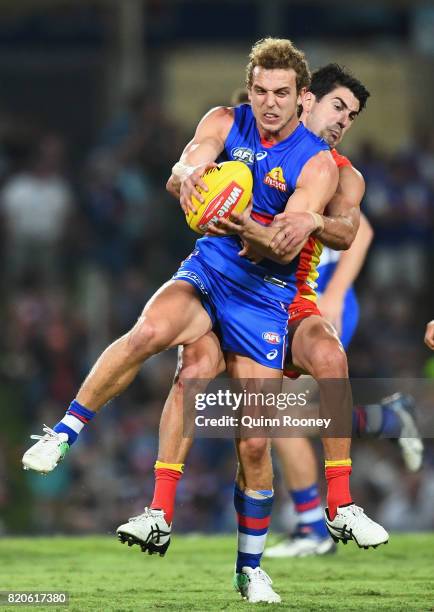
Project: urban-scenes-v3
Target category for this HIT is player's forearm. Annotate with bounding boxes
[166,105,231,202]
[181,139,222,168]
[244,209,357,264]
[322,214,373,298]
[167,141,221,200]
[320,165,365,250]
[316,214,358,250]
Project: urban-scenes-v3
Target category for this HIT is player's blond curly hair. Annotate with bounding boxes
[246,38,311,93]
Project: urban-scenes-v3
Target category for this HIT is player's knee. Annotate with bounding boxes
[175,345,224,383]
[126,317,169,360]
[239,438,269,464]
[311,337,348,377]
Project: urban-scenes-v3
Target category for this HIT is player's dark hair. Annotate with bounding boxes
[309,64,370,112]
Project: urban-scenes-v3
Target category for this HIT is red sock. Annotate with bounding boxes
[151,467,183,524]
[325,465,352,520]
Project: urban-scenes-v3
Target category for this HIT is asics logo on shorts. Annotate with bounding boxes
[266,349,279,360]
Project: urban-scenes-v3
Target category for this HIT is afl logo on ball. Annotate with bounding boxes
[262,331,281,345]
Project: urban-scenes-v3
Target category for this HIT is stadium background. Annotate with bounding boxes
[0,0,433,538]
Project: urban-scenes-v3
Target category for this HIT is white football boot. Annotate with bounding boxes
[22,425,70,474]
[264,534,336,558]
[235,566,281,604]
[325,504,389,549]
[382,393,424,472]
[117,508,171,556]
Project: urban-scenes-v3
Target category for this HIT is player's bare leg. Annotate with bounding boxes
[275,437,317,490]
[76,281,212,410]
[157,333,225,463]
[228,353,281,604]
[22,281,212,474]
[291,315,388,548]
[292,317,351,460]
[116,333,225,555]
[149,335,224,530]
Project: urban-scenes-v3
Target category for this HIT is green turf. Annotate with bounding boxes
[1,534,433,611]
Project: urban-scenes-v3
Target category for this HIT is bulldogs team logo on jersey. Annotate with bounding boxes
[262,331,281,344]
[263,167,287,192]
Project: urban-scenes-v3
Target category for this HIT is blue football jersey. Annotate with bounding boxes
[196,104,329,302]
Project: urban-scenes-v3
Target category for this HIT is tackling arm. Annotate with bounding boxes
[316,165,365,250]
[265,163,364,257]
[214,160,364,263]
[317,213,373,335]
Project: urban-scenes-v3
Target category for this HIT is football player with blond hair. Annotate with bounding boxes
[23,40,387,604]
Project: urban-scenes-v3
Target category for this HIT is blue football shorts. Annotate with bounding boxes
[173,249,290,369]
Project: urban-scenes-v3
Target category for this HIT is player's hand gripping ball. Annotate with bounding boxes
[186,161,253,234]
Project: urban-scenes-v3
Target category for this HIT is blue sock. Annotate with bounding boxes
[53,400,95,445]
[234,485,273,573]
[291,484,328,539]
[380,407,402,437]
[352,403,402,437]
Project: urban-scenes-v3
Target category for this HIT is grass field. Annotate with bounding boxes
[1,534,433,611]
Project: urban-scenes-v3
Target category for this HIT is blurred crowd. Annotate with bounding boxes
[1,92,433,535]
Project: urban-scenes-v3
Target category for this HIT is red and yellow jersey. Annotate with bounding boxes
[288,148,353,320]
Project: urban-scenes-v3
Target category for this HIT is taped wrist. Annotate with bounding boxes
[171,161,198,181]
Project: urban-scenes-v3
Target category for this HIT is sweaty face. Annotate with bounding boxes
[304,86,360,147]
[249,67,302,140]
